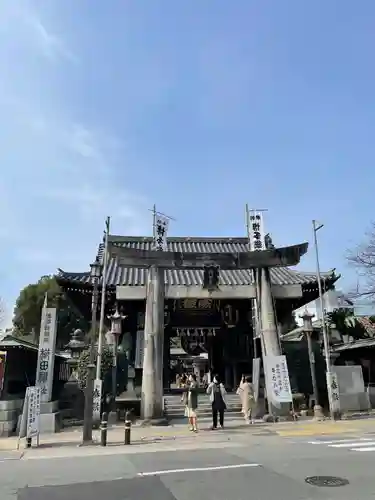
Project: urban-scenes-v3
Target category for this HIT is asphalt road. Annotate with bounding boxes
[2,430,375,500]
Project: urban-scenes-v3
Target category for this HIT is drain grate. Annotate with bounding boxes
[305,476,349,488]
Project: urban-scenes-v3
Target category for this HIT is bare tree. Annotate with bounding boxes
[347,222,375,303]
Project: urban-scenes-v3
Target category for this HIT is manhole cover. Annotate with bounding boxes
[305,476,349,487]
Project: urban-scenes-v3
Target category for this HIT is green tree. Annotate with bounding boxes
[76,346,113,391]
[13,276,60,334]
[326,308,368,340]
[13,276,88,348]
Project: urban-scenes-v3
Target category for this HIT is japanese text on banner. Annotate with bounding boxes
[92,379,102,421]
[26,386,41,439]
[154,215,169,251]
[36,307,57,402]
[248,211,265,251]
[327,372,340,413]
[264,355,293,403]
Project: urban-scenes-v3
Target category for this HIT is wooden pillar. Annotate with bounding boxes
[141,265,165,420]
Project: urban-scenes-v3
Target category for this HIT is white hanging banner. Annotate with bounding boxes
[92,379,102,422]
[264,354,293,403]
[135,330,145,368]
[18,386,41,448]
[36,300,57,402]
[326,371,341,414]
[248,210,265,251]
[27,386,41,439]
[154,214,169,251]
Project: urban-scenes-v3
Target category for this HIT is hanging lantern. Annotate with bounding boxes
[222,304,239,328]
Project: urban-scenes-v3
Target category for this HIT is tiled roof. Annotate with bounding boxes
[57,236,337,288]
[332,337,375,353]
[356,316,375,337]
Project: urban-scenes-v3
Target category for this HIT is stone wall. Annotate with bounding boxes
[334,365,371,413]
[0,399,23,437]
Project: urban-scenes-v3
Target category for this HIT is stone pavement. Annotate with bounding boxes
[2,415,375,459]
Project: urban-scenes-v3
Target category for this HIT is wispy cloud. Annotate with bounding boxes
[0,1,147,325]
[0,1,77,64]
[24,13,78,63]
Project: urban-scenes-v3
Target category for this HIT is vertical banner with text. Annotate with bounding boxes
[92,379,102,422]
[36,299,58,402]
[153,214,169,251]
[135,330,145,369]
[247,209,266,342]
[264,354,293,404]
[248,210,266,252]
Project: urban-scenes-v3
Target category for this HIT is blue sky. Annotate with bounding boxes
[1,0,374,326]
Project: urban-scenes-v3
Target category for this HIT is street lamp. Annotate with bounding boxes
[312,220,335,420]
[82,257,102,443]
[300,309,324,420]
[107,305,126,420]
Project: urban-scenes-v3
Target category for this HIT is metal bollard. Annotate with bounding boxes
[124,411,131,445]
[100,412,108,447]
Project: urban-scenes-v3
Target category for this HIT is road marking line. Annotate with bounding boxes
[352,447,375,452]
[137,463,261,476]
[308,438,373,445]
[277,428,358,436]
[330,441,375,448]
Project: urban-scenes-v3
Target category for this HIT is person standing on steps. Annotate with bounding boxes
[240,376,255,424]
[183,373,199,432]
[236,374,246,415]
[207,374,227,429]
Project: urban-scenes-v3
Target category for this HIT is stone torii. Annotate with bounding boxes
[108,239,308,421]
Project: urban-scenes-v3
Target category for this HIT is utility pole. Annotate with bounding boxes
[312,220,335,420]
[82,257,101,443]
[96,217,111,381]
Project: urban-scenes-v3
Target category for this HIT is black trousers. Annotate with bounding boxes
[212,406,224,428]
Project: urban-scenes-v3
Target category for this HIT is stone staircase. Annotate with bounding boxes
[164,392,244,424]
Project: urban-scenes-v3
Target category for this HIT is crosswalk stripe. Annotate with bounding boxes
[330,441,375,448]
[307,437,375,452]
[308,438,373,445]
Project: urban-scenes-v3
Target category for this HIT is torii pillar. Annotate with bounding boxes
[258,266,291,418]
[141,266,165,421]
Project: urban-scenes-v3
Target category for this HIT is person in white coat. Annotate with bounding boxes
[236,374,246,415]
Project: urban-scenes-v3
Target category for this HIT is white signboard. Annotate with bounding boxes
[154,214,169,251]
[326,371,341,414]
[26,386,41,439]
[135,330,144,368]
[264,355,293,403]
[92,379,102,422]
[36,304,57,402]
[252,357,261,403]
[248,211,265,251]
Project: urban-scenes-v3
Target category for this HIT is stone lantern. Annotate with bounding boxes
[66,329,86,367]
[107,306,126,412]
